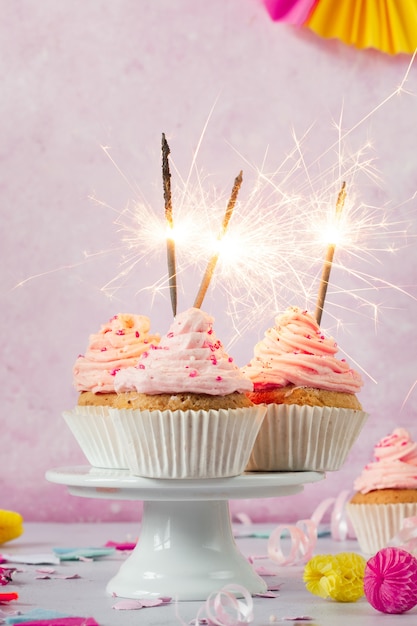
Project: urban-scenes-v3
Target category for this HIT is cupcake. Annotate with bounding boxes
[110,307,266,478]
[63,313,160,468]
[346,428,417,555]
[241,306,367,471]
[74,313,160,406]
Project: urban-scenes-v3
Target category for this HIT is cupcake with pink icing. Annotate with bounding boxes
[109,307,266,478]
[63,313,160,469]
[242,306,367,471]
[346,428,417,555]
[74,313,160,407]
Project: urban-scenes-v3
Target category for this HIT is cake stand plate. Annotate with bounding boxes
[46,466,324,601]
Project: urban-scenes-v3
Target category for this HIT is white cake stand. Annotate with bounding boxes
[46,466,324,601]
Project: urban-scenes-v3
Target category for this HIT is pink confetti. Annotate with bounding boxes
[0,567,14,585]
[104,540,136,551]
[36,573,81,580]
[112,597,171,610]
[18,617,100,626]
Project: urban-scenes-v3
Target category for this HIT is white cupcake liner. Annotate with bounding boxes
[109,406,266,479]
[245,403,368,472]
[63,406,128,469]
[346,501,417,556]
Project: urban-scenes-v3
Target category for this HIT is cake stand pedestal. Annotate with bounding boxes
[46,466,324,601]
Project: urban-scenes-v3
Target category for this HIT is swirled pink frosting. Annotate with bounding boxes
[241,306,363,393]
[73,314,160,394]
[114,307,253,396]
[354,428,417,494]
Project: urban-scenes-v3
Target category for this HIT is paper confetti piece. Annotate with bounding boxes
[0,554,60,565]
[0,592,18,603]
[14,617,100,626]
[104,540,136,551]
[112,597,171,610]
[36,574,81,580]
[5,609,99,624]
[52,548,114,561]
[0,567,15,585]
[5,609,71,623]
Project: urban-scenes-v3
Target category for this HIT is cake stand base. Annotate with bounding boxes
[107,499,265,601]
[46,467,324,601]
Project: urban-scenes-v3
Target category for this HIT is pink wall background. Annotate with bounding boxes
[2,0,417,523]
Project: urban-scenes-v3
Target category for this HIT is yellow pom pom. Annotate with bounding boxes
[304,553,366,603]
[330,552,366,602]
[0,510,24,544]
[303,554,340,599]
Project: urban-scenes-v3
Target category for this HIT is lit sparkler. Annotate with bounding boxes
[315,181,347,325]
[194,170,243,309]
[162,133,177,317]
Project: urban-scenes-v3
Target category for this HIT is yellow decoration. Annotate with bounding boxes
[304,552,366,603]
[0,510,24,544]
[306,0,417,56]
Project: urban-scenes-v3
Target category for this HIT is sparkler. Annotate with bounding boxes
[162,133,177,317]
[194,170,243,309]
[315,181,347,325]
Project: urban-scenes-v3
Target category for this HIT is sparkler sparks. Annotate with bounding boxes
[102,123,414,354]
[13,55,417,360]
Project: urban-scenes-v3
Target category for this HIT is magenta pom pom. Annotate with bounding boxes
[364,547,417,614]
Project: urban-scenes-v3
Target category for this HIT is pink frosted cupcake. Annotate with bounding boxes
[346,428,417,555]
[64,313,160,468]
[241,306,367,471]
[110,307,266,479]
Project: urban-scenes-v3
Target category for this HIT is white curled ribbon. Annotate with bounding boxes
[194,584,254,626]
[388,516,417,556]
[265,490,354,567]
[310,489,354,541]
[268,519,317,566]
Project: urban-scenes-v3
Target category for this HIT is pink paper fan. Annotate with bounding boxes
[364,547,417,614]
[263,0,417,55]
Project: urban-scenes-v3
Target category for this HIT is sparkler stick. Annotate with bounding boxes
[194,170,243,309]
[162,133,177,317]
[315,181,346,326]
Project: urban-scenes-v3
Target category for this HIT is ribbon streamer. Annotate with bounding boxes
[195,584,254,626]
[266,490,354,567]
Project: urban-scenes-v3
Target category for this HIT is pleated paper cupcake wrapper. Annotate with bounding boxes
[346,502,417,556]
[63,406,128,469]
[246,403,368,472]
[109,406,266,479]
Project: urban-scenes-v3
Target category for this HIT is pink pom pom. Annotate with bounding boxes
[364,547,417,614]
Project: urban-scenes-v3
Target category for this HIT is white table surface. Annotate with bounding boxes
[2,522,417,625]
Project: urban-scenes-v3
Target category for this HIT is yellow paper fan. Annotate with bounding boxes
[305,0,417,55]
